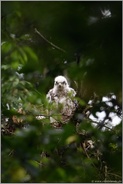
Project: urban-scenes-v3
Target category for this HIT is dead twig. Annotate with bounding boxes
[35,28,66,53]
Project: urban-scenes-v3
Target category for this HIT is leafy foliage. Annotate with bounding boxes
[1,1,122,183]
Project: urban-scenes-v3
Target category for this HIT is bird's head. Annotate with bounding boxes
[54,76,69,91]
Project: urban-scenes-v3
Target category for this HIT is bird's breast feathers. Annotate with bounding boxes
[47,87,76,103]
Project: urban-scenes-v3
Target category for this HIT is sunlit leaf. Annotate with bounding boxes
[66,135,78,144]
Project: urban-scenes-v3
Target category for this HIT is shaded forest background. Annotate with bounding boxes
[1,1,122,183]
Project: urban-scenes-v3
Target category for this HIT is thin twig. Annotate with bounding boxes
[35,28,66,53]
[108,172,122,179]
[8,150,14,156]
[81,142,90,158]
[90,119,113,131]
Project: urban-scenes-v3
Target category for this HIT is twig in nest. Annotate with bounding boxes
[81,142,90,158]
[35,28,66,53]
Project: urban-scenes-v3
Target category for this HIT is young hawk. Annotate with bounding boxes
[46,75,77,127]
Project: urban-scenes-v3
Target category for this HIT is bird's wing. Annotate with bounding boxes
[68,87,76,97]
[46,89,54,102]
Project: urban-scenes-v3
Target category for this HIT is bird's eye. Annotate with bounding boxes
[62,81,66,85]
[55,81,58,85]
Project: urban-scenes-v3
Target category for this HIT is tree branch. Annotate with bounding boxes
[35,28,66,53]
